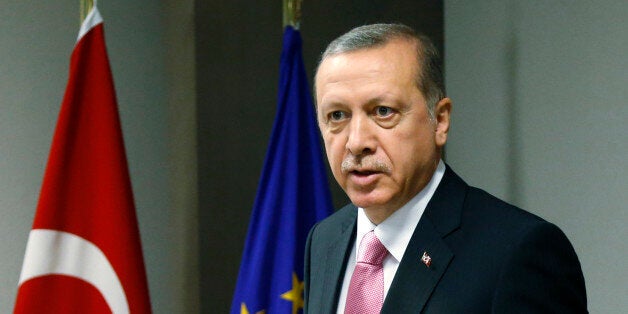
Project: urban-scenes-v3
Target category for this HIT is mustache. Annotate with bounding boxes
[341,156,391,174]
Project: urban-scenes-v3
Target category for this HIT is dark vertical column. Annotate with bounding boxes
[195,2,282,313]
[195,1,443,312]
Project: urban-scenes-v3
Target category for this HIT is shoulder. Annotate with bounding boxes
[463,186,578,264]
[458,185,563,251]
[431,166,548,237]
[457,187,587,311]
[307,203,356,240]
[316,203,356,228]
[465,186,545,226]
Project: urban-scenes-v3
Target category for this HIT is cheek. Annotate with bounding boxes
[386,131,430,168]
[324,141,347,184]
[323,136,343,166]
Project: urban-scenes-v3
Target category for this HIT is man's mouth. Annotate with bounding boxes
[350,170,377,176]
[347,169,381,186]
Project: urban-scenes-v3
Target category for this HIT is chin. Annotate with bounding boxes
[347,192,392,210]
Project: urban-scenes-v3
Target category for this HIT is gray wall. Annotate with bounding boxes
[0,1,198,313]
[445,1,628,312]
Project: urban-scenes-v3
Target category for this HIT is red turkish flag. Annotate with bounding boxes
[14,6,151,314]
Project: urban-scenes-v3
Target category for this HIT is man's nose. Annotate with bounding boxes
[346,115,376,156]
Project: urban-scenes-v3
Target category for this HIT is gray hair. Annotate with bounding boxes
[315,23,445,119]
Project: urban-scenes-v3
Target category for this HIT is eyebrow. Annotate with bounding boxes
[319,91,401,110]
[366,96,389,106]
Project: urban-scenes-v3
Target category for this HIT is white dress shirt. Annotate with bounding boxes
[336,160,446,313]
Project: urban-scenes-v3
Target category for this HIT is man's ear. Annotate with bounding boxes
[434,97,452,147]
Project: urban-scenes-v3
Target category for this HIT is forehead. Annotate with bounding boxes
[322,35,418,61]
[315,39,420,103]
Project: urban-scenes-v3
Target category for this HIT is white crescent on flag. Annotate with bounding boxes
[18,229,130,314]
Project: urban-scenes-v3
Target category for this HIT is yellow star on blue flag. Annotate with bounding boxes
[280,273,304,314]
[240,303,265,314]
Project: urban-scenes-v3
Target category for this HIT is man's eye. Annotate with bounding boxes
[330,111,346,121]
[375,106,393,117]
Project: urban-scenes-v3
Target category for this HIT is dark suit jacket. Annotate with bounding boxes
[304,167,587,313]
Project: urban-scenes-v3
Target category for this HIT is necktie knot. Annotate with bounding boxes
[358,231,388,265]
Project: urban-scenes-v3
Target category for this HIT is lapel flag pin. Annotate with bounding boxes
[421,251,432,267]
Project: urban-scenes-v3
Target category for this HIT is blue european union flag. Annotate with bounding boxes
[230,26,333,314]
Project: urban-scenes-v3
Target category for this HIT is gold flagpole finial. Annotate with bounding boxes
[283,0,302,30]
[80,0,94,24]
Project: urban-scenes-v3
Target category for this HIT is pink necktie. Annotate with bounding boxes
[344,230,389,314]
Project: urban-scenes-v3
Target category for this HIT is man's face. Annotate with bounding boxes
[315,39,450,223]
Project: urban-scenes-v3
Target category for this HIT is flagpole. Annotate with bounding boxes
[80,0,94,23]
[283,0,302,30]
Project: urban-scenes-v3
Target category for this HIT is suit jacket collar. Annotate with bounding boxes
[423,166,466,236]
[320,205,357,314]
[382,166,467,313]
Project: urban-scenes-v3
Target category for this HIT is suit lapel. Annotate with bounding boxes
[381,218,453,313]
[381,167,467,313]
[320,206,356,314]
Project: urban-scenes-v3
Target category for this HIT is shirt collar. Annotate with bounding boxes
[356,160,446,263]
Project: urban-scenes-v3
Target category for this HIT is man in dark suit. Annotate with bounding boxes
[304,23,587,313]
